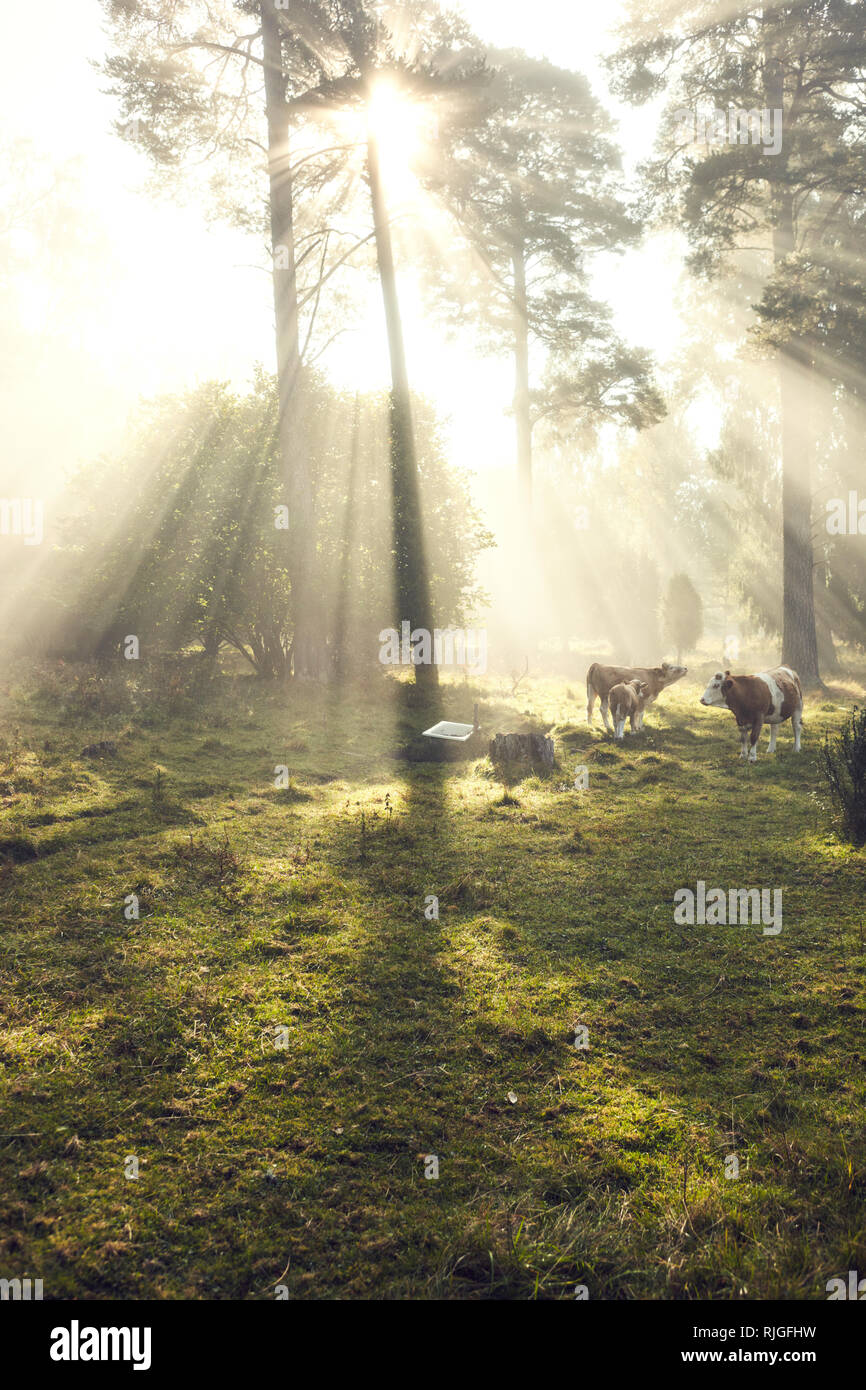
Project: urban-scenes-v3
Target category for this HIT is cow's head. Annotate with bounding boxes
[700,670,730,706]
[653,661,688,688]
[630,679,650,700]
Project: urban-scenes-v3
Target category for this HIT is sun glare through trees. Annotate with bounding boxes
[0,0,865,1354]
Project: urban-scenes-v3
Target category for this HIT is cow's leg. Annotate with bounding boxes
[748,717,763,762]
[586,688,596,725]
[600,696,613,733]
[792,707,802,752]
[739,725,750,759]
[767,724,778,754]
[614,716,626,740]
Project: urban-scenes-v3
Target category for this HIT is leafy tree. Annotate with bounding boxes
[102,0,484,688]
[101,0,375,677]
[661,572,704,664]
[611,0,866,685]
[424,48,664,509]
[283,0,487,688]
[41,372,492,678]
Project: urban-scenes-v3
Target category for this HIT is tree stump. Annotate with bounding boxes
[488,733,555,766]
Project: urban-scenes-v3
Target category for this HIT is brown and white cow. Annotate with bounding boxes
[586,661,688,733]
[608,678,651,740]
[700,666,803,761]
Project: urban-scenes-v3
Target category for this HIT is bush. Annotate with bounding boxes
[818,706,866,846]
[30,661,133,722]
[137,655,219,723]
[26,653,220,727]
[40,373,492,680]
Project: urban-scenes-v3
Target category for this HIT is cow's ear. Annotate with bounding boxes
[721,678,733,695]
[724,669,731,677]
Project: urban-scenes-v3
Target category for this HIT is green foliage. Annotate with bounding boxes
[661,573,704,661]
[612,2,866,275]
[612,0,866,680]
[424,47,665,444]
[27,655,220,727]
[40,371,492,676]
[819,705,866,846]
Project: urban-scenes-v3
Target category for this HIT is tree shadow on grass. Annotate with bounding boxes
[230,680,523,1296]
[296,681,866,1297]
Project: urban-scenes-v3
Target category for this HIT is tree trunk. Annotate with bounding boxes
[512,238,532,512]
[489,732,555,766]
[766,53,821,688]
[366,112,437,690]
[262,3,319,679]
[333,393,362,685]
[778,339,821,685]
[815,607,840,673]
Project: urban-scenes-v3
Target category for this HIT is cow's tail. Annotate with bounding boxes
[586,664,598,724]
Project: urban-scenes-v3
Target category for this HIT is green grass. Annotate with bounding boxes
[0,655,864,1300]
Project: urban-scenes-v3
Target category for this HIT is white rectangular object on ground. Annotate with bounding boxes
[422,721,475,742]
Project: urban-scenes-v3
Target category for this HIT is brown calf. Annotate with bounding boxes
[608,679,651,740]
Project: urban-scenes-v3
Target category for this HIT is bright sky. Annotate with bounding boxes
[0,0,685,493]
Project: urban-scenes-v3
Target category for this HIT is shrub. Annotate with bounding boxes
[137,655,218,723]
[818,706,866,846]
[45,375,492,679]
[29,661,133,721]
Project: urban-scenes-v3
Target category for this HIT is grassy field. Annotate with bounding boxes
[0,652,864,1300]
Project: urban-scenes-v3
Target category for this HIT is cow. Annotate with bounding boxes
[586,661,688,733]
[699,666,803,761]
[608,678,651,740]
